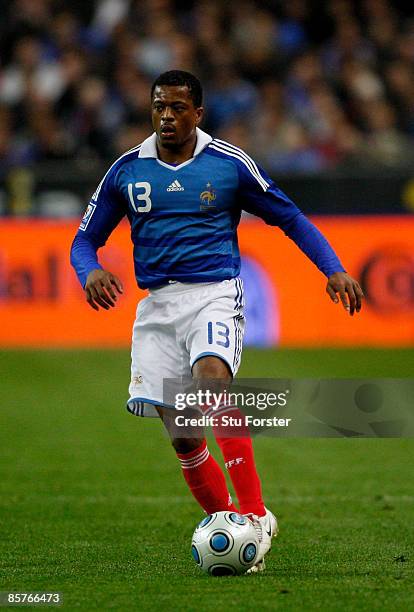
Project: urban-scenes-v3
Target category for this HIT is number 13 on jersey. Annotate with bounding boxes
[207,321,230,348]
[128,182,152,212]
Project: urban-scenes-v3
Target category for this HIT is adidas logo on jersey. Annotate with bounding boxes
[167,180,184,192]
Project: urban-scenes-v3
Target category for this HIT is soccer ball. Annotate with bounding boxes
[191,511,259,576]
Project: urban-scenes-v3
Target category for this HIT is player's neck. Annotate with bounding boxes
[156,135,197,165]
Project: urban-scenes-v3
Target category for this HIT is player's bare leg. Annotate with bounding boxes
[156,406,204,454]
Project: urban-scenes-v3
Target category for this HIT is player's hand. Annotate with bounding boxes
[326,272,364,316]
[84,269,123,311]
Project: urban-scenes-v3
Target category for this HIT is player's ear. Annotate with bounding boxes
[195,107,204,126]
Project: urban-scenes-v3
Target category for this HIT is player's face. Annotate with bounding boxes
[151,85,203,149]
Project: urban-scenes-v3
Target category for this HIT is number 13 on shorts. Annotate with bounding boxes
[207,321,230,348]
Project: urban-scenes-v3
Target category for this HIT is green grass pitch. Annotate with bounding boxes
[1,348,413,611]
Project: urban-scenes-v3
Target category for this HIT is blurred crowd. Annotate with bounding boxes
[1,0,414,175]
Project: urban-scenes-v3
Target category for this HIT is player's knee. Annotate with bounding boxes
[172,437,204,454]
[192,356,232,381]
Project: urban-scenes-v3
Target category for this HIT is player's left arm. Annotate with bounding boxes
[238,161,364,315]
[279,212,363,315]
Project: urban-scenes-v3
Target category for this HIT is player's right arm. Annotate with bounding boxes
[83,268,123,311]
[70,165,126,311]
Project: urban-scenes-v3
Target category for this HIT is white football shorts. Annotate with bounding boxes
[127,278,245,418]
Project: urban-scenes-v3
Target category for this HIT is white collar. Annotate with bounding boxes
[138,127,212,159]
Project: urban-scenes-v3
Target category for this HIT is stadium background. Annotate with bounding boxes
[1,1,413,610]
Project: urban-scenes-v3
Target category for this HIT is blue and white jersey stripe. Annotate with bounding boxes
[209,139,269,192]
[91,144,142,202]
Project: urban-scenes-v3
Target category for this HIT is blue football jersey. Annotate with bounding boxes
[71,128,343,289]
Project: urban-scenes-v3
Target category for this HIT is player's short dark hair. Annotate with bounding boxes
[151,70,203,108]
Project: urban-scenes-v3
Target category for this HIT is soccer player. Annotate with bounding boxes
[70,70,363,572]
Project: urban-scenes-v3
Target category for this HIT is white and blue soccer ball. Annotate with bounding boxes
[191,511,259,576]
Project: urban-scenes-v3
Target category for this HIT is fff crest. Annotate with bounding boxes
[200,182,217,211]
